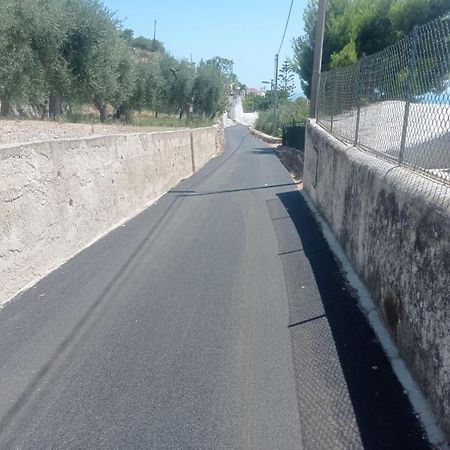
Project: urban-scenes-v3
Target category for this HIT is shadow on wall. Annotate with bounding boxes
[275,145,304,181]
[276,189,430,450]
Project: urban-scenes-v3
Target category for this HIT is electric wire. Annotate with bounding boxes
[277,0,295,55]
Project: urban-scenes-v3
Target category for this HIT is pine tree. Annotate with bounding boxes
[278,58,295,98]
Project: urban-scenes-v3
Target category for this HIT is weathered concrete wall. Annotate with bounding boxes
[303,121,450,440]
[0,125,222,305]
[191,126,219,170]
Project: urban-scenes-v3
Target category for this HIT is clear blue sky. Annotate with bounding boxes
[103,0,308,91]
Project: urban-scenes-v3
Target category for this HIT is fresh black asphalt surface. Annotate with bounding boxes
[0,125,431,449]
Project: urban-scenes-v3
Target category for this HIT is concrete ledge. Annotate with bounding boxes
[0,124,223,305]
[249,127,282,145]
[304,120,450,442]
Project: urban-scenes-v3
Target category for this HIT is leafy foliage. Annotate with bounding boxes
[291,0,450,98]
[242,93,271,113]
[255,97,309,137]
[0,0,234,122]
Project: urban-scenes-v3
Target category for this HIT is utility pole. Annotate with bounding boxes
[272,53,279,136]
[309,0,327,118]
[153,20,157,51]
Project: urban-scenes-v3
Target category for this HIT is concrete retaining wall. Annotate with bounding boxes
[0,125,222,305]
[303,121,450,440]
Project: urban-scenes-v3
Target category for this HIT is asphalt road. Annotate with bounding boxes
[0,125,430,449]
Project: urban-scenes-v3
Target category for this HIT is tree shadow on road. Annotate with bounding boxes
[250,147,276,155]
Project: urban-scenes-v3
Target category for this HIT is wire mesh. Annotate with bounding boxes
[317,70,333,132]
[317,15,450,185]
[330,64,359,142]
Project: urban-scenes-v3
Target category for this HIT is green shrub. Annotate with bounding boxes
[255,97,309,137]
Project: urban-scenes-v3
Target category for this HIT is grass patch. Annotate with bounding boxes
[0,109,216,129]
[62,110,214,129]
[132,115,214,128]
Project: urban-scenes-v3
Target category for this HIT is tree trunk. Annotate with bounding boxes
[100,106,107,123]
[99,104,107,122]
[94,98,107,123]
[115,104,131,122]
[49,94,63,118]
[41,99,49,120]
[1,97,10,117]
[115,105,124,119]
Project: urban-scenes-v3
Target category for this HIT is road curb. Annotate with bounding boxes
[248,127,282,145]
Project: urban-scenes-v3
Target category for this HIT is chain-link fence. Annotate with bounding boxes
[317,16,450,184]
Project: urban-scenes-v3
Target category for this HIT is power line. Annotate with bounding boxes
[277,0,295,55]
[271,0,294,137]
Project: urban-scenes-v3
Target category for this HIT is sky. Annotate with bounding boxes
[103,0,308,91]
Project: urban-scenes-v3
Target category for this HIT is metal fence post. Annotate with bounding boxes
[354,53,366,145]
[330,70,336,133]
[399,26,418,164]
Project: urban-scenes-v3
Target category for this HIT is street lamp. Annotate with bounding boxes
[261,80,272,93]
